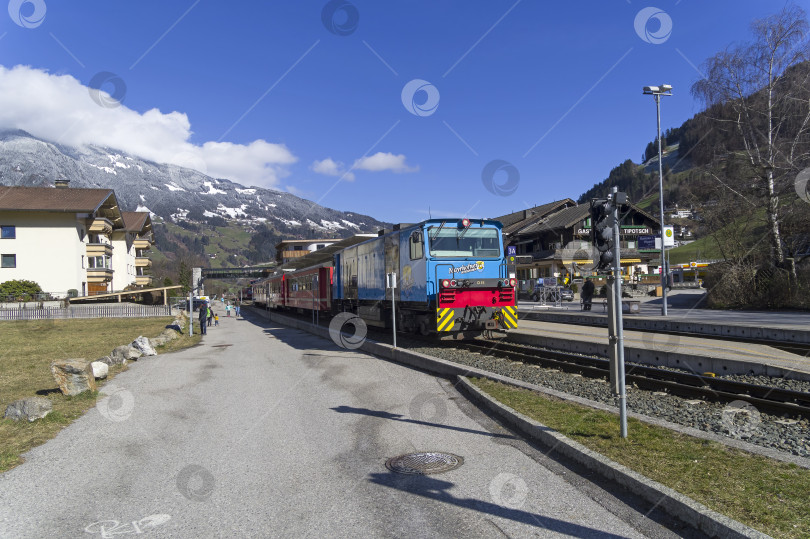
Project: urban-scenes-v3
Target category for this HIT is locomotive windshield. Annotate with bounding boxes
[427,227,501,258]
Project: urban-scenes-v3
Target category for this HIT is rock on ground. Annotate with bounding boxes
[110,345,141,364]
[50,359,97,396]
[4,397,52,422]
[90,361,109,379]
[131,336,157,357]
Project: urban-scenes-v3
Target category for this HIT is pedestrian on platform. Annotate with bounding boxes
[198,302,207,335]
[214,313,219,326]
[582,278,595,311]
[207,305,213,326]
[235,304,240,317]
[226,304,231,317]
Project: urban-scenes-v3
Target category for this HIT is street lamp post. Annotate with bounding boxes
[643,84,672,316]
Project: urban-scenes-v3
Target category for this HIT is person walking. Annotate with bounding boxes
[581,278,595,311]
[214,313,219,326]
[226,304,231,317]
[207,304,213,327]
[198,302,207,335]
[235,304,240,317]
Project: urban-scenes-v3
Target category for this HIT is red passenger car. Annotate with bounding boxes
[284,265,332,311]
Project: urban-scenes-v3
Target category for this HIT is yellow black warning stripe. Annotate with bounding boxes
[436,307,455,331]
[500,305,518,329]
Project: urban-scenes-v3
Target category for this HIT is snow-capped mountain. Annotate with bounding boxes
[0,129,387,237]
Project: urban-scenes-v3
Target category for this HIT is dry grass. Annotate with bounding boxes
[0,316,201,472]
[471,378,810,539]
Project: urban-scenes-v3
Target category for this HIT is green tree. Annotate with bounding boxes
[0,279,44,301]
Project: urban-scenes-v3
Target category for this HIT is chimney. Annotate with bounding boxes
[55,179,70,189]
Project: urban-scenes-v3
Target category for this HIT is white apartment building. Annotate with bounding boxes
[0,183,153,298]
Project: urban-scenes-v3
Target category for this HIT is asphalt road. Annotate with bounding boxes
[1,311,687,538]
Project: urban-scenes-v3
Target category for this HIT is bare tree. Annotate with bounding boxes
[692,4,810,272]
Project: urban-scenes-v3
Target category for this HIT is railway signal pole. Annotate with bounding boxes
[590,188,628,438]
[610,187,628,439]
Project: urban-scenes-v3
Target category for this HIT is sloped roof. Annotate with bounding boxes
[493,199,577,235]
[518,204,592,235]
[121,211,151,233]
[0,186,116,213]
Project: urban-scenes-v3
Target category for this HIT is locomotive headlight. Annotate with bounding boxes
[442,280,450,288]
[461,218,470,228]
[450,279,457,287]
[510,278,517,287]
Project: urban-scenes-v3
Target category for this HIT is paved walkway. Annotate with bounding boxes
[0,311,679,538]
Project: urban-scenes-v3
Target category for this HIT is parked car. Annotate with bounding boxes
[530,285,574,302]
[175,298,208,311]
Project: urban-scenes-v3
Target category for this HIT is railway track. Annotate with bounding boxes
[453,340,810,419]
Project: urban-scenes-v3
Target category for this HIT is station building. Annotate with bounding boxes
[275,238,340,265]
[494,199,662,286]
[0,182,154,298]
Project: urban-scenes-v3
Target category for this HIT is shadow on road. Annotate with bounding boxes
[368,472,634,538]
[330,405,517,440]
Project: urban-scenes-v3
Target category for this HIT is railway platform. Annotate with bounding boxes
[509,319,810,382]
[518,289,810,345]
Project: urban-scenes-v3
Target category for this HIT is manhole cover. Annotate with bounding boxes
[385,452,464,475]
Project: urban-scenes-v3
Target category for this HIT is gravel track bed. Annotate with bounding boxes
[403,339,810,458]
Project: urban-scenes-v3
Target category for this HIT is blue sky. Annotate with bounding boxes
[1,0,805,223]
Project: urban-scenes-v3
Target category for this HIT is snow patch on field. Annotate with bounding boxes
[88,163,116,175]
[166,182,185,192]
[276,217,301,227]
[202,181,226,195]
[341,219,361,229]
[237,188,257,194]
[320,220,344,230]
[217,203,246,218]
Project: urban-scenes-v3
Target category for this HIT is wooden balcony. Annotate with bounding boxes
[135,257,152,268]
[86,243,112,257]
[86,268,113,283]
[135,275,153,286]
[88,218,114,236]
[133,238,152,250]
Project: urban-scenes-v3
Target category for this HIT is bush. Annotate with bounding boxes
[0,279,44,301]
[704,261,810,309]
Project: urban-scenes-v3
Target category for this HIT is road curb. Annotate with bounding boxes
[456,377,770,539]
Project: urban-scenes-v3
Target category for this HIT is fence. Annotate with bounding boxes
[0,304,173,321]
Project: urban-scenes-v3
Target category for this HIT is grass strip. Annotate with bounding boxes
[470,378,809,539]
[0,316,201,472]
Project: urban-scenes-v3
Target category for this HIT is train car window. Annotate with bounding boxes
[428,227,501,258]
[409,232,424,260]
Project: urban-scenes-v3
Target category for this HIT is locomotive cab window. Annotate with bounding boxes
[428,227,500,258]
[409,231,424,260]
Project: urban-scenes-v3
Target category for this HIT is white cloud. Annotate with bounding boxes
[353,152,418,173]
[311,157,354,181]
[0,65,296,188]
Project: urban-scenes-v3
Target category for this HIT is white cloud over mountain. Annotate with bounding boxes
[0,65,296,188]
[353,152,418,173]
[311,157,355,181]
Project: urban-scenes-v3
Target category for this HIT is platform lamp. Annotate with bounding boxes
[643,84,672,316]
